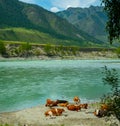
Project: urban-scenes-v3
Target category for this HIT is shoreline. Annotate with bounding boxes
[0,55,119,61]
[0,49,119,61]
[0,98,101,114]
[0,104,119,126]
[0,104,102,126]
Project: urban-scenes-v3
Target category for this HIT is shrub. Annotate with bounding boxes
[116,47,120,58]
[0,41,7,57]
[44,44,52,56]
[101,66,120,121]
[18,42,32,57]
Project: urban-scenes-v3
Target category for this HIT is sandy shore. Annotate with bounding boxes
[0,103,119,126]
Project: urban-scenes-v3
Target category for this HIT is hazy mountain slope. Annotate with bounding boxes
[57,6,108,42]
[0,0,103,46]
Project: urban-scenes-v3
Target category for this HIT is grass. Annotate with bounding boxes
[2,40,115,50]
[0,27,87,46]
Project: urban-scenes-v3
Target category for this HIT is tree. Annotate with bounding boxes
[102,0,120,43]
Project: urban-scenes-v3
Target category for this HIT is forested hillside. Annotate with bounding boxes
[0,0,103,46]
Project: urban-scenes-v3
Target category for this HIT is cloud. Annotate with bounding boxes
[81,0,98,7]
[50,0,98,10]
[19,0,36,4]
[19,0,101,12]
[50,0,80,9]
[50,7,60,12]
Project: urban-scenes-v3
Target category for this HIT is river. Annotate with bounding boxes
[0,59,120,113]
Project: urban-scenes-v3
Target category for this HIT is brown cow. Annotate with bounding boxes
[80,103,88,109]
[45,99,68,107]
[67,104,81,111]
[45,99,58,107]
[58,102,69,107]
[73,96,80,104]
[45,108,65,117]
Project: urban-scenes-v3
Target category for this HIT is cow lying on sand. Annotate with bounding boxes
[80,103,88,109]
[94,109,107,117]
[67,104,81,111]
[45,99,58,107]
[58,102,69,107]
[45,99,68,107]
[94,104,109,117]
[45,108,65,117]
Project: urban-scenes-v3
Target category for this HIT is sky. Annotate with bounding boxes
[19,0,101,12]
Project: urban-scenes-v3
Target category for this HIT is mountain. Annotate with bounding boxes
[0,0,103,46]
[57,6,108,42]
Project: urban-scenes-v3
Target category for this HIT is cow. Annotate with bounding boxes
[73,96,80,104]
[94,109,107,117]
[67,104,81,111]
[45,108,65,117]
[80,103,88,109]
[45,99,68,107]
[45,99,58,107]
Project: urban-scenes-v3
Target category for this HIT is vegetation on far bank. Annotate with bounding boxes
[0,40,119,59]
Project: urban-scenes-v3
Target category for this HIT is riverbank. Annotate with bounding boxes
[0,50,119,61]
[0,103,119,126]
[0,42,119,61]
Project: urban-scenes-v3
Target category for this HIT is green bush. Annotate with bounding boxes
[18,42,32,57]
[44,44,52,56]
[116,47,120,58]
[101,66,120,121]
[0,41,7,57]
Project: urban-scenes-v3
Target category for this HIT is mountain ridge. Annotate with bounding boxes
[57,6,108,42]
[0,0,104,46]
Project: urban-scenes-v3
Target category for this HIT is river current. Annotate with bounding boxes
[0,59,120,112]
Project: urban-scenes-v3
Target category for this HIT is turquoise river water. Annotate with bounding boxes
[0,59,120,113]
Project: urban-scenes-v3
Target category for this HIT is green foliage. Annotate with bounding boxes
[71,46,79,55]
[115,47,120,58]
[33,48,41,57]
[102,0,120,43]
[44,44,53,56]
[19,42,32,57]
[0,124,9,126]
[0,41,114,58]
[0,41,7,56]
[102,66,120,121]
[0,124,22,126]
[22,42,31,51]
